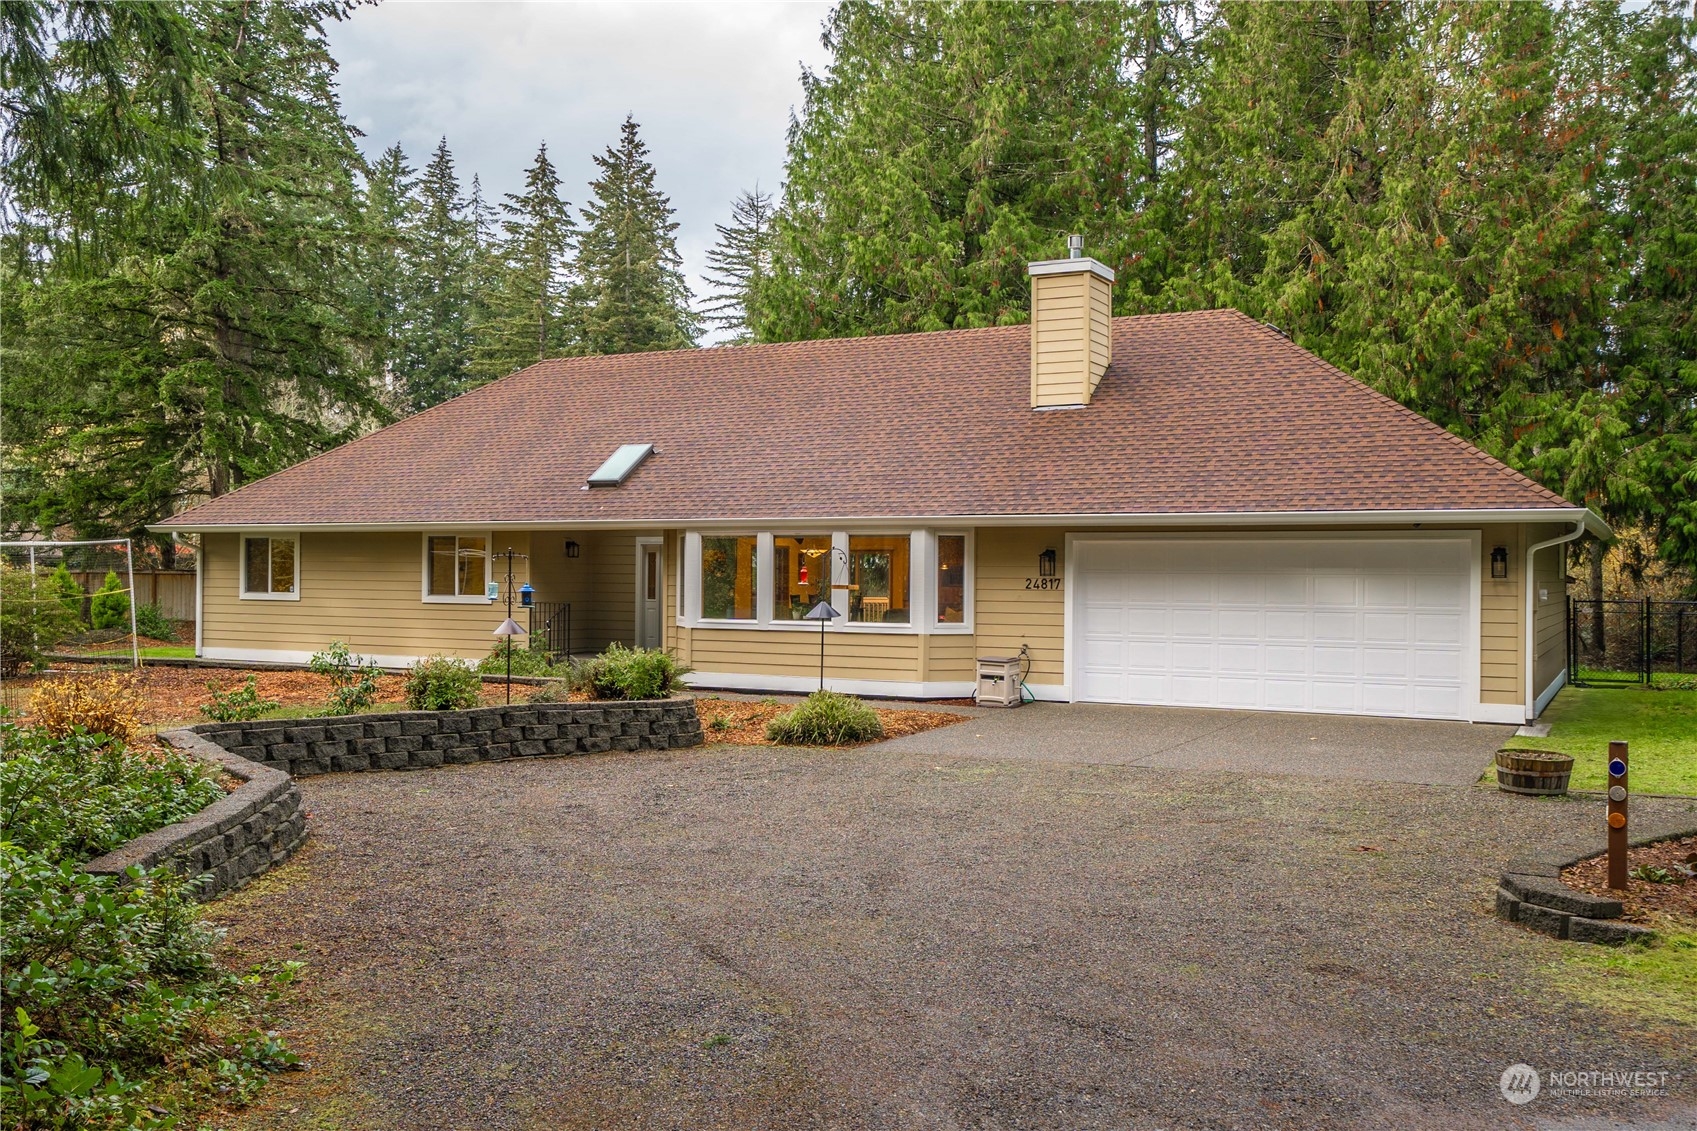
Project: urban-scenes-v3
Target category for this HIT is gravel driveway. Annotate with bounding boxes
[215,737,1697,1131]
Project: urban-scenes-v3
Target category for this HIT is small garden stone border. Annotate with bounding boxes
[1495,826,1697,945]
[84,698,702,901]
[84,729,305,901]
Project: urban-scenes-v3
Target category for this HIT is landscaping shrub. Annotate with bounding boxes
[477,639,557,677]
[0,722,221,862]
[764,691,884,745]
[526,680,571,704]
[590,643,686,700]
[308,640,381,715]
[0,723,295,1126]
[0,562,82,676]
[200,675,281,723]
[47,563,87,622]
[404,655,482,710]
[133,602,176,642]
[89,571,132,631]
[27,670,147,747]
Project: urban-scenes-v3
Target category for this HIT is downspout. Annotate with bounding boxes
[1525,519,1587,721]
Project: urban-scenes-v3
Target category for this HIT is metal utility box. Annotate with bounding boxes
[976,655,1023,707]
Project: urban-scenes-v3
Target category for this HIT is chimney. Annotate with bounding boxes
[1028,236,1115,408]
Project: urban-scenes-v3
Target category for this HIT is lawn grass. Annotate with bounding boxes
[1506,686,1697,795]
[60,644,198,660]
[1553,924,1697,1029]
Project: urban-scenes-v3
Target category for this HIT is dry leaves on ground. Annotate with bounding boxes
[695,697,967,747]
[1562,835,1697,923]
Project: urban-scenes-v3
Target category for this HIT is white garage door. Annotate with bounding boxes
[1075,538,1472,720]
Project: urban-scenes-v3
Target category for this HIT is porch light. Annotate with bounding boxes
[1491,546,1508,579]
[803,599,841,692]
[519,583,534,608]
[565,540,581,559]
[1038,548,1057,578]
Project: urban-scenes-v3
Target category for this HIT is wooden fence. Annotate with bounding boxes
[71,570,196,621]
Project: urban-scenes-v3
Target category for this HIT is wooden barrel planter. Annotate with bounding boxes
[1495,750,1574,796]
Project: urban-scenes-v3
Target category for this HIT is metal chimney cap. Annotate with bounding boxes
[1066,234,1084,258]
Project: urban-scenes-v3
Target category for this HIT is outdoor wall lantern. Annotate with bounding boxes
[1038,548,1058,578]
[1491,546,1509,579]
[565,540,581,559]
[519,582,534,608]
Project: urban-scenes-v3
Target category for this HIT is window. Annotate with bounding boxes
[701,535,758,620]
[426,534,487,599]
[936,535,966,624]
[848,535,909,624]
[772,535,832,621]
[241,535,298,598]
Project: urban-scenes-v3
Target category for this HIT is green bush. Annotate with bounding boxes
[133,603,175,641]
[526,680,570,704]
[89,571,131,631]
[764,691,884,746]
[404,656,482,710]
[47,563,87,623]
[0,563,82,677]
[200,675,281,723]
[1,845,301,1128]
[590,643,686,700]
[0,723,222,862]
[308,640,381,715]
[477,639,557,677]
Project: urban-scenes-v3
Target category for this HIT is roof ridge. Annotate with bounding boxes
[1226,311,1571,508]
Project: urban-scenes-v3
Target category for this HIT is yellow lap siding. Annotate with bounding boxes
[202,531,533,661]
[688,628,922,682]
[974,527,1067,685]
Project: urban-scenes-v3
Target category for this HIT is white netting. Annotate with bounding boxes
[1,539,140,670]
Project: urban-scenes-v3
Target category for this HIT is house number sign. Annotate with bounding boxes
[1023,577,1063,591]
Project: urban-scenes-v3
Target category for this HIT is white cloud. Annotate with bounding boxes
[327,0,833,341]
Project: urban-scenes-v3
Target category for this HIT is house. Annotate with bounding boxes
[155,251,1606,724]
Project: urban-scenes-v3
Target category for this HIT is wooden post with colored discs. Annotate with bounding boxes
[1606,741,1629,890]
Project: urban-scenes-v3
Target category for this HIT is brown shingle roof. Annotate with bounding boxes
[161,309,1574,528]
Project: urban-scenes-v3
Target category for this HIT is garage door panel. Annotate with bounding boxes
[1415,613,1462,644]
[1363,613,1410,643]
[1074,539,1470,721]
[1217,643,1260,672]
[1313,612,1359,641]
[1415,575,1465,609]
[1217,609,1260,638]
[1313,575,1359,606]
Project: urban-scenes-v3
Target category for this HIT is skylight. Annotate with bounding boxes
[587,443,654,487]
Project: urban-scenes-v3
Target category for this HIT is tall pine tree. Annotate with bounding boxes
[2,0,386,543]
[575,116,696,355]
[470,142,577,379]
[399,137,475,411]
[700,186,775,343]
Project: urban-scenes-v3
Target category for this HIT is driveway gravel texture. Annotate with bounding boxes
[213,714,1697,1131]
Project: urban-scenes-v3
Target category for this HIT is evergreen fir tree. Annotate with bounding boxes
[575,116,696,355]
[2,0,386,544]
[700,186,775,343]
[399,137,475,411]
[358,143,416,408]
[470,142,577,380]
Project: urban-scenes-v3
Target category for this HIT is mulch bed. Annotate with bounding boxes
[3,665,512,730]
[694,696,967,747]
[1561,834,1697,924]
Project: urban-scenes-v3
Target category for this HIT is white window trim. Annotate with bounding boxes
[681,528,973,635]
[931,529,974,633]
[695,532,761,624]
[238,532,301,602]
[420,531,494,604]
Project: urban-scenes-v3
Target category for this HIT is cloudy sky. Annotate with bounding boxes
[327,1,834,341]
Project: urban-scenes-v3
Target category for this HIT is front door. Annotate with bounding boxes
[637,539,662,649]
